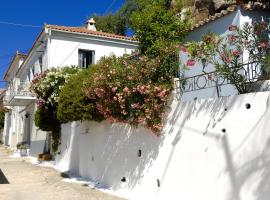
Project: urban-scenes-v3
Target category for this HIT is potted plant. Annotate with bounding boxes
[17,143,29,157]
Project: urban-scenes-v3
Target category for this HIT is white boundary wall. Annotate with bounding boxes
[56,91,270,200]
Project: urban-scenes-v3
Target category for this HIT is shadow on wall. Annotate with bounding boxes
[100,123,164,190]
[197,94,270,200]
[221,95,270,200]
[160,92,270,200]
[58,92,270,200]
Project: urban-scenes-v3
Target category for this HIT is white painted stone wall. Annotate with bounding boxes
[56,90,270,200]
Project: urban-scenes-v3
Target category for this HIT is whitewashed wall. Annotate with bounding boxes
[56,90,270,200]
[49,32,137,68]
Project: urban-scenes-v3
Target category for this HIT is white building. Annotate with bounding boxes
[2,19,138,155]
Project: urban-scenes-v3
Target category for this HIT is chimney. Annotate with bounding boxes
[86,18,96,31]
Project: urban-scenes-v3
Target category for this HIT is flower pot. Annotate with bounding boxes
[20,149,27,157]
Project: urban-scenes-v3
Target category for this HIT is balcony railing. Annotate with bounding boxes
[4,82,36,106]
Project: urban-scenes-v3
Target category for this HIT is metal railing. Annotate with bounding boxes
[175,64,264,96]
[3,82,34,105]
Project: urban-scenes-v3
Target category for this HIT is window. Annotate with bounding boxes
[31,66,35,77]
[78,49,95,68]
[28,69,31,81]
[39,56,43,73]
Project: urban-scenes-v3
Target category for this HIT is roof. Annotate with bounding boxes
[190,2,270,31]
[3,52,27,80]
[45,24,137,42]
[0,89,6,95]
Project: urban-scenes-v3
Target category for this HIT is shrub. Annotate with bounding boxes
[131,0,190,56]
[30,67,80,152]
[57,69,104,123]
[57,43,178,134]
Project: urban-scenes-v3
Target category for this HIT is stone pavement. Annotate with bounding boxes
[0,145,124,200]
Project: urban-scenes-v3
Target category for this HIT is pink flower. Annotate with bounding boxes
[96,103,103,112]
[111,87,118,93]
[94,88,105,98]
[157,90,167,99]
[228,25,235,31]
[227,35,237,43]
[259,42,267,49]
[113,96,118,101]
[131,103,141,109]
[121,110,128,115]
[181,46,187,53]
[155,86,162,92]
[123,87,129,93]
[186,59,196,67]
[221,53,233,63]
[207,74,213,80]
[232,50,242,57]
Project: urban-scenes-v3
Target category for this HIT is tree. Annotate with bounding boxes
[130,0,190,56]
[92,13,125,35]
[91,0,188,36]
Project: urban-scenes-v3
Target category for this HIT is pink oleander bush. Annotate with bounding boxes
[58,46,178,134]
[185,21,270,94]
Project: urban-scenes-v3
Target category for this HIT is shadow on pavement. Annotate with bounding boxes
[0,169,9,184]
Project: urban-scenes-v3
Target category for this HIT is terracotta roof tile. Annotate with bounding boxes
[190,3,270,31]
[190,5,238,30]
[45,25,137,42]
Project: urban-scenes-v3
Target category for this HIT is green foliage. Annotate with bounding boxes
[17,143,29,149]
[92,0,142,35]
[34,107,59,132]
[131,0,190,56]
[57,69,104,123]
[91,0,191,36]
[93,13,125,35]
[171,0,195,12]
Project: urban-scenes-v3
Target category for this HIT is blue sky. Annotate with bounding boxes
[0,0,125,85]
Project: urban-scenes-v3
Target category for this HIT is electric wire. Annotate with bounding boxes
[105,0,118,14]
[0,21,41,28]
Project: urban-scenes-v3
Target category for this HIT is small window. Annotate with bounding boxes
[78,49,95,68]
[31,66,35,77]
[28,69,31,81]
[39,56,43,73]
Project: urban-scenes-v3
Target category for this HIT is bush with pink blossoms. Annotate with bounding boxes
[185,21,270,94]
[58,47,178,134]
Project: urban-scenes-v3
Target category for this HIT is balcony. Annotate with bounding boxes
[4,82,36,106]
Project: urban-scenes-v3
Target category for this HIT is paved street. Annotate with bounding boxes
[0,145,124,200]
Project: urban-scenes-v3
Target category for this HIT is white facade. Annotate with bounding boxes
[3,25,137,154]
[56,90,270,200]
[180,8,270,101]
